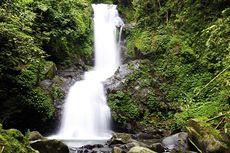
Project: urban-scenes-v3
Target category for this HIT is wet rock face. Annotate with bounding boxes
[57,63,87,94]
[43,63,87,134]
[104,60,141,93]
[52,64,85,115]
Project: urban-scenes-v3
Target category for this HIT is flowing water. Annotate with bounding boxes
[50,4,124,147]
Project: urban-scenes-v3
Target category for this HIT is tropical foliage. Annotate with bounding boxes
[0,0,92,132]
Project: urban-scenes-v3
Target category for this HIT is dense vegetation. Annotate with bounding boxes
[0,0,229,151]
[0,0,92,132]
[108,0,230,135]
[0,124,37,153]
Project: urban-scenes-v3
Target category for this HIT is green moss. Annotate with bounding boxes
[15,60,55,88]
[186,118,229,152]
[0,0,94,131]
[22,87,55,120]
[0,125,38,153]
[50,84,64,100]
[127,29,153,55]
[108,91,139,123]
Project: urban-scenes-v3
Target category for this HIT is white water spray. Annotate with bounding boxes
[54,4,124,141]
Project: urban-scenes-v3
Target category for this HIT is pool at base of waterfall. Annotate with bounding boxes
[48,135,111,148]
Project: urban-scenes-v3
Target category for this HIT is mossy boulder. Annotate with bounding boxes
[44,62,57,79]
[28,131,44,141]
[186,119,229,153]
[30,139,69,153]
[0,125,38,153]
[108,132,154,152]
[28,131,69,153]
[108,133,133,145]
[112,146,123,153]
[149,143,164,153]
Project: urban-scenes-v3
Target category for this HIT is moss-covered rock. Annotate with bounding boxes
[128,146,156,153]
[30,139,69,153]
[0,125,38,153]
[43,62,57,79]
[28,131,44,141]
[186,119,229,153]
[108,133,133,145]
[112,146,123,153]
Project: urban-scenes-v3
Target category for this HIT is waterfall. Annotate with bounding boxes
[54,4,124,141]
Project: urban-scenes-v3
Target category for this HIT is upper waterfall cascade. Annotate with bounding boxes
[54,4,124,140]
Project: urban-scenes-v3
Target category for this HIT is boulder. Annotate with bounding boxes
[187,119,229,153]
[150,143,165,153]
[0,126,39,153]
[30,139,69,153]
[108,132,151,152]
[75,144,111,153]
[113,146,123,153]
[128,146,157,153]
[108,133,133,146]
[132,128,170,140]
[28,131,44,141]
[162,132,188,152]
[132,132,154,140]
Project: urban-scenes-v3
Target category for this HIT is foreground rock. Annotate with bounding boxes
[70,144,111,153]
[30,139,69,153]
[149,143,165,153]
[0,125,38,153]
[187,119,229,153]
[128,146,157,153]
[28,131,44,141]
[108,133,133,145]
[107,133,158,153]
[162,132,188,152]
[29,131,69,153]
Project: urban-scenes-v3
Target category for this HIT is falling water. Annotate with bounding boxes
[53,4,124,143]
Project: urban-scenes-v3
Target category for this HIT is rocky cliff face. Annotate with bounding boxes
[104,59,180,132]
